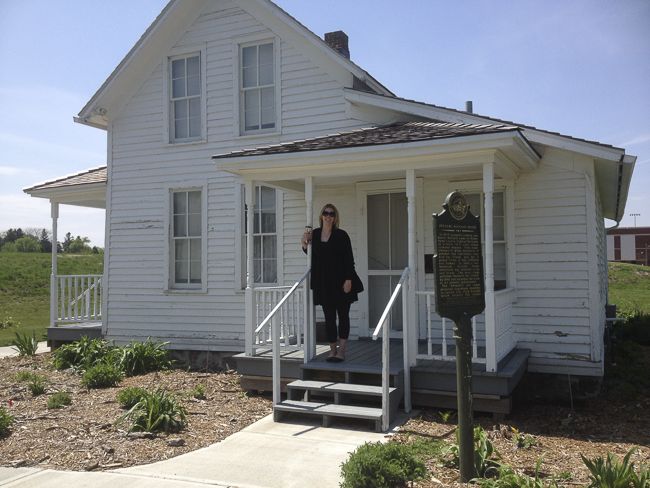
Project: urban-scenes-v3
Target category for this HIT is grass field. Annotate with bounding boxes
[608,262,650,314]
[0,252,103,346]
[0,253,647,347]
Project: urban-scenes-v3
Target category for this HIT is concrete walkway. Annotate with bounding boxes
[0,414,404,487]
[0,342,49,359]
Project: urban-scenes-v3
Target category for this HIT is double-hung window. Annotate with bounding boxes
[466,191,508,290]
[242,185,277,284]
[240,42,275,134]
[170,53,201,142]
[172,190,202,287]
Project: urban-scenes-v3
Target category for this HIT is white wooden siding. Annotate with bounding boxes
[106,1,373,349]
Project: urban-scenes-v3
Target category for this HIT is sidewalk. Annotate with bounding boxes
[0,342,49,359]
[0,414,403,487]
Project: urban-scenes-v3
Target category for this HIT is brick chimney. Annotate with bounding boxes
[324,31,350,59]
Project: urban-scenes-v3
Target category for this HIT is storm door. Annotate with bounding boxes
[367,192,408,335]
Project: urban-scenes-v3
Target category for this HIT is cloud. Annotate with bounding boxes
[618,133,650,147]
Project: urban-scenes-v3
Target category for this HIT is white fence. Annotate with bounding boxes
[55,274,102,324]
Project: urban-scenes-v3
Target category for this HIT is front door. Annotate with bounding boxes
[366,192,408,336]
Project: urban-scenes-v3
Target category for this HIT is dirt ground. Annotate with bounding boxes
[1,352,648,486]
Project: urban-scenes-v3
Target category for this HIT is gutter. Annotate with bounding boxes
[606,154,626,231]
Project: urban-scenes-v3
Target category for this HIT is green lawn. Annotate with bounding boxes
[608,262,650,314]
[0,252,103,346]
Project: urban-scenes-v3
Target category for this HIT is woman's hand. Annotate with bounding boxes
[343,279,352,293]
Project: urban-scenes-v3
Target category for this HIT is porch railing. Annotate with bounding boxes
[415,290,484,364]
[55,274,103,324]
[372,267,411,432]
[253,269,311,406]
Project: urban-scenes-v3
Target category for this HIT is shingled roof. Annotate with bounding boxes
[213,121,522,159]
[24,166,107,193]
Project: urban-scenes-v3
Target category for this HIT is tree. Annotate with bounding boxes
[14,236,41,252]
[62,232,73,253]
[39,229,52,253]
[68,236,92,254]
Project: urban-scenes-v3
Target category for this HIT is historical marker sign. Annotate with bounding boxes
[433,191,485,320]
[432,190,485,482]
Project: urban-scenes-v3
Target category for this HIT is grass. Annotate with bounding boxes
[608,262,650,314]
[0,252,103,346]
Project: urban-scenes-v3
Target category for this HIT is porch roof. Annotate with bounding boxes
[212,121,535,160]
[23,166,107,209]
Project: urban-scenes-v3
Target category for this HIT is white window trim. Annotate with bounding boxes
[234,183,284,290]
[232,34,281,138]
[164,182,208,293]
[162,44,207,145]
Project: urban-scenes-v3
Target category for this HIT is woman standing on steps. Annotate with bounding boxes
[301,203,362,362]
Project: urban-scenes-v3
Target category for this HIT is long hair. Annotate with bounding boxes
[319,203,340,229]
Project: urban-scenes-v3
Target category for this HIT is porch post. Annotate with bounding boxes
[483,163,497,372]
[244,180,256,356]
[304,176,315,361]
[50,201,59,328]
[406,170,417,368]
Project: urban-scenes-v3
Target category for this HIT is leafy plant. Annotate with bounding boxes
[447,426,501,478]
[191,384,206,400]
[474,459,558,487]
[52,337,115,371]
[27,374,47,396]
[116,339,171,376]
[340,441,427,488]
[0,315,20,329]
[81,362,123,389]
[47,392,72,409]
[11,331,39,356]
[511,427,538,449]
[15,370,39,382]
[0,406,15,437]
[581,448,649,488]
[117,387,147,409]
[118,389,187,433]
[438,410,456,424]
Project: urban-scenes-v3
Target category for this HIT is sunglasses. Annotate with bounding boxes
[322,210,336,217]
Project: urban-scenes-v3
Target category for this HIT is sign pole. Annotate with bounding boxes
[455,313,475,481]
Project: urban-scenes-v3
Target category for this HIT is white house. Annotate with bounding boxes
[25,0,636,422]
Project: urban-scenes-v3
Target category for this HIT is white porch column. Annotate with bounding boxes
[483,163,497,372]
[244,180,256,356]
[304,176,315,361]
[406,169,417,368]
[50,202,59,328]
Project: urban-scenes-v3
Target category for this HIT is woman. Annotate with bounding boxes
[302,203,359,362]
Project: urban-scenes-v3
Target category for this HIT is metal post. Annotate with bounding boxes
[382,317,390,432]
[50,202,59,327]
[244,180,255,356]
[401,277,411,413]
[272,313,281,406]
[455,314,475,482]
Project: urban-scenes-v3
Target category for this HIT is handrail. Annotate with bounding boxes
[70,277,102,307]
[255,269,310,335]
[372,267,410,432]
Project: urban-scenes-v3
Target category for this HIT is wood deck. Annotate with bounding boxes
[47,321,102,347]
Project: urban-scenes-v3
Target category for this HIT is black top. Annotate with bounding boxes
[306,227,358,306]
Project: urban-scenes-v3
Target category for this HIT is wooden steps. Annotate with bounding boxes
[274,400,383,431]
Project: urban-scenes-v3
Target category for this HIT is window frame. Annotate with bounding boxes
[165,183,208,293]
[233,35,281,138]
[235,183,283,289]
[163,45,207,145]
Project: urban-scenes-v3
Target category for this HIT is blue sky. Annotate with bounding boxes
[1,0,648,246]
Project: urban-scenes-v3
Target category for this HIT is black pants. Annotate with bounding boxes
[322,301,351,343]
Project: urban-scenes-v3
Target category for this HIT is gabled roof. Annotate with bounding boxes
[213,121,530,159]
[76,0,393,128]
[23,166,107,193]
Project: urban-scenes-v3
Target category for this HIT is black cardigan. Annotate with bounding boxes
[304,227,358,305]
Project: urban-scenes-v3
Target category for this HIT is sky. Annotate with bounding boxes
[0,0,648,247]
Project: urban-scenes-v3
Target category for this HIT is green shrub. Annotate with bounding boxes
[117,387,147,409]
[27,374,47,396]
[81,362,123,389]
[511,427,537,449]
[15,370,39,382]
[191,384,206,400]
[606,340,650,401]
[615,310,650,345]
[116,339,171,376]
[47,392,72,409]
[474,460,558,487]
[119,389,187,433]
[11,331,39,356]
[582,448,650,488]
[0,315,20,329]
[340,441,427,488]
[52,337,115,371]
[0,407,15,437]
[446,426,501,478]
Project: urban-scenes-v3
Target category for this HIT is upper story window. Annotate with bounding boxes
[170,53,202,142]
[240,42,276,134]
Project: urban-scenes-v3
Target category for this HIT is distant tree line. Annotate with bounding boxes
[0,228,102,254]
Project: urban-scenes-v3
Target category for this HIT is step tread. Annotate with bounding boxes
[287,380,397,396]
[275,400,383,420]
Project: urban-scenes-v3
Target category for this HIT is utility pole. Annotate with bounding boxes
[630,213,640,227]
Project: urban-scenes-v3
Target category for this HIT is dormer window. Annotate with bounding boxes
[169,53,202,142]
[240,41,276,134]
